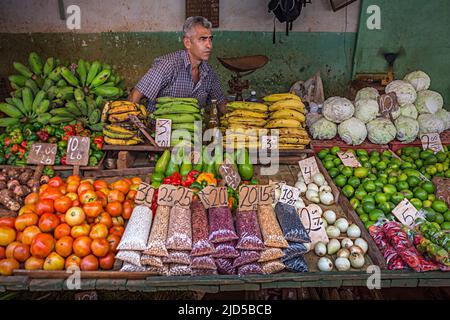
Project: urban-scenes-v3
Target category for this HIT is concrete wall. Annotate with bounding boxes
[0,0,360,99]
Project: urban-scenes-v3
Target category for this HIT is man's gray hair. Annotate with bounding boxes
[183,16,212,37]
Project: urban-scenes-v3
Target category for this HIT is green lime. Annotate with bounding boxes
[410,198,423,210]
[317,149,330,159]
[407,176,421,188]
[362,195,375,204]
[431,200,448,213]
[445,169,450,178]
[335,175,347,187]
[359,156,369,163]
[436,163,444,173]
[382,150,393,158]
[354,167,369,179]
[333,157,342,166]
[444,211,450,222]
[397,173,408,182]
[324,160,335,170]
[378,202,392,214]
[368,174,377,181]
[422,200,432,208]
[369,157,379,167]
[441,222,450,230]
[383,184,397,194]
[375,192,388,204]
[420,150,434,160]
[431,222,441,230]
[356,206,365,216]
[362,162,372,169]
[356,149,369,157]
[363,180,376,192]
[421,181,435,194]
[413,188,428,201]
[396,181,409,191]
[434,213,444,225]
[364,221,376,229]
[436,151,447,162]
[425,165,437,176]
[328,168,340,178]
[363,201,376,214]
[374,179,385,189]
[342,185,355,198]
[424,155,437,165]
[401,190,414,200]
[324,155,336,162]
[422,207,436,222]
[330,146,341,155]
[391,192,405,205]
[350,198,360,209]
[342,166,354,177]
[388,176,398,185]
[428,194,436,201]
[370,151,380,158]
[369,209,385,221]
[376,161,387,171]
[359,213,369,223]
[401,161,414,170]
[355,189,368,200]
[347,176,361,188]
[415,159,424,168]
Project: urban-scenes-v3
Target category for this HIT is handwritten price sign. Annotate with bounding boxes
[155,119,172,147]
[392,199,420,228]
[157,184,178,206]
[173,187,194,209]
[278,184,300,207]
[27,143,57,165]
[261,135,278,150]
[198,186,228,209]
[238,185,258,211]
[337,151,361,167]
[218,164,241,190]
[378,92,399,116]
[420,133,443,154]
[298,156,320,184]
[134,182,155,207]
[66,136,90,166]
[298,204,328,245]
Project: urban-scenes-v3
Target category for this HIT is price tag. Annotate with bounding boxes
[238,185,259,211]
[258,185,274,205]
[298,156,320,184]
[420,133,443,154]
[155,119,172,147]
[218,164,241,190]
[337,151,361,167]
[27,143,57,165]
[298,204,329,245]
[66,136,90,166]
[261,136,278,150]
[278,184,300,207]
[134,182,155,207]
[157,184,178,206]
[198,186,228,209]
[173,186,194,209]
[377,92,399,116]
[392,199,420,228]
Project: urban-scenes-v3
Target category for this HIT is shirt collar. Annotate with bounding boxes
[182,50,209,78]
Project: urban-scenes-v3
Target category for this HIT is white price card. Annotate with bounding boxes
[261,135,278,150]
[27,143,57,165]
[392,199,420,228]
[155,119,172,147]
[278,184,300,207]
[66,136,90,166]
[337,151,361,167]
[298,204,329,246]
[298,156,320,184]
[134,182,155,207]
[420,133,443,154]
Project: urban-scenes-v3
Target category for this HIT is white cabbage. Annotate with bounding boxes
[404,70,431,91]
[399,103,418,119]
[355,87,380,101]
[415,90,443,114]
[435,109,450,130]
[310,117,337,140]
[385,80,417,105]
[354,99,379,123]
[366,118,397,144]
[338,117,367,145]
[391,107,401,120]
[395,116,419,143]
[418,114,446,134]
[322,97,354,123]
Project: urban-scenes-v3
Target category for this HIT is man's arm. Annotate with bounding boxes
[209,70,227,115]
[218,100,227,115]
[128,87,144,103]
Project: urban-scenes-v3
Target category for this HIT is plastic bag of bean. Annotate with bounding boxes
[162,251,191,265]
[283,256,308,272]
[192,268,218,276]
[120,262,150,272]
[235,209,265,251]
[237,263,263,275]
[144,205,171,257]
[191,256,217,270]
[169,264,192,276]
[141,254,163,268]
[233,250,261,268]
[117,206,153,251]
[208,207,239,244]
[262,260,285,274]
[215,258,236,275]
[212,241,240,259]
[116,250,142,267]
[275,202,311,243]
[191,198,215,256]
[257,205,289,248]
[166,206,192,251]
[258,248,285,263]
[283,242,308,260]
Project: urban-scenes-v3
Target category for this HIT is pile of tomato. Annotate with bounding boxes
[0,175,140,276]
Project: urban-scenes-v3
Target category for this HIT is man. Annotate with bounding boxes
[129,16,227,114]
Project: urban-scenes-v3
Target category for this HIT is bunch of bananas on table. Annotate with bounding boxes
[101,100,148,145]
[151,97,203,147]
[263,93,310,149]
[220,101,270,149]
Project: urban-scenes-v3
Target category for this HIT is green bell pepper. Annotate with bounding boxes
[58,140,68,152]
[44,125,56,136]
[155,149,171,174]
[92,151,103,161]
[89,156,99,166]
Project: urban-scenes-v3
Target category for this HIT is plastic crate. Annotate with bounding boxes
[310,138,389,153]
[389,129,450,152]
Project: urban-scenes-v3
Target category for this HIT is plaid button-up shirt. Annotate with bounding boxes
[135,50,226,112]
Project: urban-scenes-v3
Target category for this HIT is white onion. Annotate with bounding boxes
[335,218,349,233]
[319,185,332,193]
[327,239,341,255]
[349,245,364,255]
[314,242,327,257]
[337,248,350,259]
[341,238,354,249]
[323,210,336,224]
[321,218,328,229]
[295,198,306,209]
[354,238,368,254]
[303,242,311,253]
[307,183,319,192]
[295,181,307,194]
[326,226,340,238]
[335,257,351,271]
[347,224,361,238]
[349,252,365,269]
[317,257,333,272]
[305,190,320,203]
[319,191,334,205]
[313,173,326,186]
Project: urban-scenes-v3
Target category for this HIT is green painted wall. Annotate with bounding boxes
[353,0,450,107]
[0,31,356,99]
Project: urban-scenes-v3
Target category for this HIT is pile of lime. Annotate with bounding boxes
[317,146,450,231]
[396,146,450,180]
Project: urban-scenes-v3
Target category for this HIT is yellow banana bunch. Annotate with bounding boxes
[227,101,268,113]
[263,93,301,103]
[268,99,305,113]
[269,109,305,122]
[265,119,301,128]
[225,109,267,119]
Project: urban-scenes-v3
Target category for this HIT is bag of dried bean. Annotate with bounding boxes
[208,207,239,244]
[117,206,153,251]
[166,206,192,251]
[235,210,265,251]
[257,205,289,248]
[144,205,171,257]
[191,198,215,256]
[233,250,261,268]
[275,202,311,243]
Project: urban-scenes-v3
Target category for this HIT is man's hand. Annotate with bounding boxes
[128,88,144,103]
[218,100,227,116]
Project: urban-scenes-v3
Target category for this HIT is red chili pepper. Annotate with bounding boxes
[170,172,182,186]
[64,125,75,135]
[61,156,67,165]
[80,129,91,137]
[4,137,11,147]
[182,174,196,188]
[187,170,199,178]
[20,141,28,148]
[10,144,20,154]
[18,146,26,158]
[75,123,84,134]
[163,177,172,184]
[94,136,104,149]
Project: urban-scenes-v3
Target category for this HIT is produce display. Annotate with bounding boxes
[0,175,139,275]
